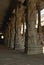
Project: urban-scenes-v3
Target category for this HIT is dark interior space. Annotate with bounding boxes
[0,34,4,45]
[0,0,15,47]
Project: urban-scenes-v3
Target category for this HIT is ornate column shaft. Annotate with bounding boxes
[25,0,42,54]
[16,3,25,50]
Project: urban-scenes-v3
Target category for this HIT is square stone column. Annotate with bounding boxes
[10,15,15,49]
[16,4,25,50]
[26,0,42,54]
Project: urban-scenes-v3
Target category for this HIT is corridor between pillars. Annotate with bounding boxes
[4,0,43,55]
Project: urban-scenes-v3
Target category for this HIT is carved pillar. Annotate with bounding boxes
[7,23,11,48]
[36,1,41,33]
[25,0,42,54]
[37,1,43,53]
[4,27,8,47]
[7,25,9,47]
[16,3,25,50]
[10,15,15,49]
[4,30,7,46]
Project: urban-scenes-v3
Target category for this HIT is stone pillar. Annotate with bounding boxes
[10,15,15,49]
[4,27,8,47]
[7,26,9,47]
[4,30,7,46]
[37,1,43,53]
[16,3,25,50]
[7,24,11,48]
[25,0,42,54]
[9,24,11,48]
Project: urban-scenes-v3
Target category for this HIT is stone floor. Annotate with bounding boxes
[0,45,44,65]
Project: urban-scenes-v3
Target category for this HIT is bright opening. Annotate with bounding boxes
[43,46,44,53]
[36,9,44,28]
[1,35,4,39]
[21,23,26,35]
[36,9,44,53]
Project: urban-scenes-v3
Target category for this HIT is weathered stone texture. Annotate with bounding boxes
[16,4,25,50]
[27,1,42,54]
[10,17,15,48]
[4,0,44,55]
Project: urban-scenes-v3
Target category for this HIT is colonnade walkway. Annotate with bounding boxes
[0,45,44,65]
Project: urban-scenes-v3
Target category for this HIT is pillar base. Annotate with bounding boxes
[27,47,43,55]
